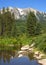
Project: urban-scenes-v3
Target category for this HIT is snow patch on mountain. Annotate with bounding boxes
[17,8,24,15]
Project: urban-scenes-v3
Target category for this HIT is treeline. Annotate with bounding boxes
[0,8,16,37]
[0,8,41,37]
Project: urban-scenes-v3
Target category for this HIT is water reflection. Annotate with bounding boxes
[0,50,16,63]
[0,45,21,63]
[0,47,40,65]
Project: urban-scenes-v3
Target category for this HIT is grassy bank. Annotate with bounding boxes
[0,33,46,53]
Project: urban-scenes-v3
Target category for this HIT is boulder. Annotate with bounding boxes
[18,51,27,54]
[30,42,35,48]
[38,59,46,65]
[35,51,40,56]
[21,45,29,51]
[39,54,45,58]
[28,48,33,51]
[18,54,23,57]
[34,52,45,60]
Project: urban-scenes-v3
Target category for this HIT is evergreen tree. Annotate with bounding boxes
[27,12,41,36]
[0,12,2,35]
[35,22,41,35]
[0,7,16,37]
[11,13,17,37]
[27,12,37,36]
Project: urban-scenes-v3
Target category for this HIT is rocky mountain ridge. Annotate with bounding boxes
[0,7,46,21]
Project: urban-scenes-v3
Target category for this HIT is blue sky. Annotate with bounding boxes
[0,0,46,12]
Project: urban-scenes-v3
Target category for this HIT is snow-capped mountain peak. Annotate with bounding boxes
[0,7,46,21]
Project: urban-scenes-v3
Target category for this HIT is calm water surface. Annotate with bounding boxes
[0,47,40,65]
